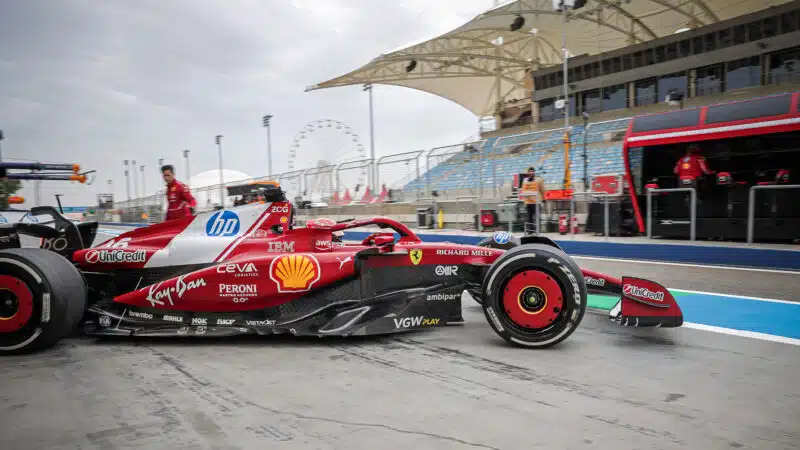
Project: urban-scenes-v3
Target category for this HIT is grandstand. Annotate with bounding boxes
[310,0,800,200]
[402,119,630,196]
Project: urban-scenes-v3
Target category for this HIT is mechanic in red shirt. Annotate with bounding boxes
[674,144,713,183]
[161,164,197,221]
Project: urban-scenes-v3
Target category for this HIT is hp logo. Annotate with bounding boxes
[493,231,511,245]
[206,211,240,237]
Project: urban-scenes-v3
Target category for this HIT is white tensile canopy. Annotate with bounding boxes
[307,0,792,116]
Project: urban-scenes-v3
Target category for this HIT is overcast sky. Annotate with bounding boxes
[0,0,499,207]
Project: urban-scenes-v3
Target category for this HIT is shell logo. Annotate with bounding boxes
[269,254,321,293]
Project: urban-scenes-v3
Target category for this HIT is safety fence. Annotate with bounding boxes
[111,117,632,213]
[644,184,800,243]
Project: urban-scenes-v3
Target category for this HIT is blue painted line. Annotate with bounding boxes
[676,292,800,340]
[340,231,799,271]
[554,241,800,271]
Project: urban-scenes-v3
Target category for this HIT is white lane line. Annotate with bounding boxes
[572,255,799,275]
[683,322,800,346]
[669,288,799,305]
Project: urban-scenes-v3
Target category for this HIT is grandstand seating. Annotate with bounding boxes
[402,119,630,195]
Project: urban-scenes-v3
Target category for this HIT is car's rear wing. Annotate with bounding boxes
[0,206,98,258]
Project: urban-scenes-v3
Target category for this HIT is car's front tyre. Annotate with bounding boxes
[0,248,87,355]
[481,244,586,348]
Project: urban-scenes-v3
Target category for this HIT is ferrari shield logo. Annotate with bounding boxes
[409,249,423,265]
[269,254,321,293]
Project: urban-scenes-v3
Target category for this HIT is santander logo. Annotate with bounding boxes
[623,284,665,302]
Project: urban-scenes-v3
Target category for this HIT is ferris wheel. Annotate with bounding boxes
[286,119,367,201]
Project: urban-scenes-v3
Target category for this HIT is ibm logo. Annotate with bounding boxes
[206,211,241,237]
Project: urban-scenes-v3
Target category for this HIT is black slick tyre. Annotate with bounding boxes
[480,244,586,348]
[0,248,87,355]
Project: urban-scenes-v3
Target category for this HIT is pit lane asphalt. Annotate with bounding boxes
[2,302,798,450]
[573,257,800,301]
[2,230,797,450]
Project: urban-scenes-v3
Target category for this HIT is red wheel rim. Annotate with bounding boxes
[502,270,564,330]
[0,275,34,333]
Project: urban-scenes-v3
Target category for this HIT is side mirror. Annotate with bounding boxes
[373,235,394,246]
[374,234,395,253]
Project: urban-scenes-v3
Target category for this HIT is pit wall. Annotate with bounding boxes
[337,229,800,271]
[294,198,591,230]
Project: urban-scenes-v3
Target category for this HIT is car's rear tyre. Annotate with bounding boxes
[0,248,87,355]
[481,244,586,348]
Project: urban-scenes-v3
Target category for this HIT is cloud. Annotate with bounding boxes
[0,0,492,207]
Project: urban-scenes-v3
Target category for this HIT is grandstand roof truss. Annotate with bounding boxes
[307,0,789,117]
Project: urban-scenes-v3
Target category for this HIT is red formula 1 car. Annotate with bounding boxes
[0,186,683,355]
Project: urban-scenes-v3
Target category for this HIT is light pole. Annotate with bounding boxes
[363,84,376,192]
[560,0,571,191]
[582,111,589,191]
[263,115,273,177]
[555,0,587,191]
[123,160,131,203]
[215,135,224,207]
[183,150,191,188]
[0,129,5,162]
[131,159,139,208]
[140,164,146,209]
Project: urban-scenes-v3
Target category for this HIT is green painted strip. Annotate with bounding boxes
[587,294,618,310]
[588,290,689,311]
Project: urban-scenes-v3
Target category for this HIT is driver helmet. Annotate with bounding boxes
[307,218,344,241]
[306,218,336,228]
[716,172,732,186]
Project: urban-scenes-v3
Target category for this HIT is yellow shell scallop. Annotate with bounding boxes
[274,255,316,289]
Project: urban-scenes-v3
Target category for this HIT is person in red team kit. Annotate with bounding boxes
[674,144,714,184]
[161,165,197,221]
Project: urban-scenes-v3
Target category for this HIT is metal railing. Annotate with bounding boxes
[747,184,800,244]
[425,141,485,198]
[376,150,424,196]
[455,195,478,230]
[569,191,619,241]
[517,192,540,236]
[646,187,697,241]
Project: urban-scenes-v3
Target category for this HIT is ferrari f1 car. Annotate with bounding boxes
[0,186,683,355]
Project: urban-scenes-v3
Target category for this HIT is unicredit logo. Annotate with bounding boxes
[85,249,147,264]
[584,276,605,287]
[623,284,665,301]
